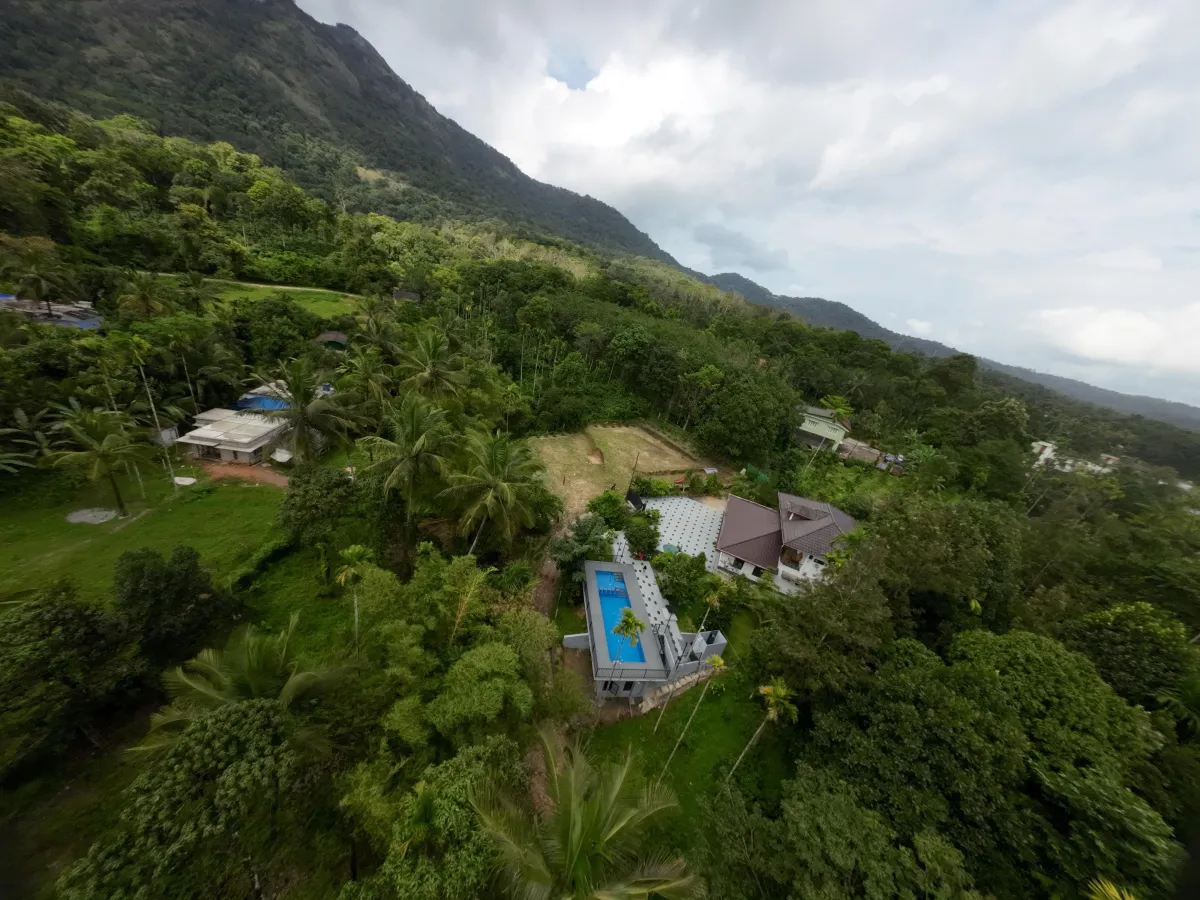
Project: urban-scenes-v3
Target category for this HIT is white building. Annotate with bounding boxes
[795,406,849,452]
[175,408,287,465]
[1032,440,1115,475]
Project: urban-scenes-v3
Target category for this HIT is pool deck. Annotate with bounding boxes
[583,560,670,680]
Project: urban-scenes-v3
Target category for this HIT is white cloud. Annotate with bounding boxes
[295,0,1200,404]
[1030,304,1200,374]
[907,319,934,335]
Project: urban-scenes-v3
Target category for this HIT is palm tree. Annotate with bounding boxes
[726,677,797,783]
[138,613,331,750]
[118,334,178,488]
[1,242,69,317]
[1158,675,1200,740]
[358,393,456,531]
[609,606,646,697]
[254,357,351,463]
[397,327,465,399]
[175,271,216,313]
[440,430,545,554]
[51,408,150,517]
[116,271,173,317]
[10,407,57,463]
[0,445,34,475]
[658,655,725,780]
[819,393,853,422]
[471,726,704,900]
[335,544,373,656]
[1088,879,1139,900]
[338,347,395,435]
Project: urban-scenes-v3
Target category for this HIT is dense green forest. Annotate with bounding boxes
[0,0,668,260]
[2,94,1200,900]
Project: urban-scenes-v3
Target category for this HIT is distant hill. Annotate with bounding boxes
[0,0,671,260]
[4,0,1196,431]
[697,271,1200,432]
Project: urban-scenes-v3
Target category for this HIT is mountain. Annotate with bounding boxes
[4,0,1196,431]
[0,0,671,260]
[697,272,1200,432]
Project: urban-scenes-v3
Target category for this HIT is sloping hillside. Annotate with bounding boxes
[699,271,1200,431]
[0,0,670,259]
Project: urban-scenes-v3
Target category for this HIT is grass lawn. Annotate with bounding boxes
[554,602,588,639]
[532,424,703,521]
[0,472,284,603]
[208,280,360,318]
[158,273,360,318]
[584,668,790,836]
[243,547,353,665]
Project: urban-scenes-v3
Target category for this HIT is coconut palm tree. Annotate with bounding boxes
[1158,675,1200,740]
[658,655,725,780]
[609,606,646,697]
[440,430,545,554]
[254,357,351,463]
[1088,879,1139,900]
[726,677,797,783]
[50,408,151,517]
[336,544,373,656]
[358,393,456,531]
[175,271,216,313]
[471,726,704,900]
[137,612,331,750]
[1,241,69,318]
[0,445,33,475]
[116,271,173,317]
[338,347,395,435]
[397,327,465,400]
[819,393,853,422]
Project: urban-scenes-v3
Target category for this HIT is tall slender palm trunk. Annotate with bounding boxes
[138,364,177,490]
[658,678,715,784]
[726,717,769,783]
[107,471,129,517]
[468,516,488,555]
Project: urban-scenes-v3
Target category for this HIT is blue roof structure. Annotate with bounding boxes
[235,396,289,411]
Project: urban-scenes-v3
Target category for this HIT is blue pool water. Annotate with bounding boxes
[596,570,646,663]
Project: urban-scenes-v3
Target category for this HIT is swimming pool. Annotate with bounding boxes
[595,570,646,663]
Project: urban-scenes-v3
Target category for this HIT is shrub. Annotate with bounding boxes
[631,475,674,497]
[586,489,629,530]
[625,513,660,558]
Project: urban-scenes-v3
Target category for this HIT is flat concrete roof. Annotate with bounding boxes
[176,409,285,452]
[583,560,670,681]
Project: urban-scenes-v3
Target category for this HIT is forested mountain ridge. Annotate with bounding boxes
[700,270,1200,432]
[0,0,671,260]
[5,0,1197,434]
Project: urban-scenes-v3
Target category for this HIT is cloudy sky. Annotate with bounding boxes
[295,0,1200,405]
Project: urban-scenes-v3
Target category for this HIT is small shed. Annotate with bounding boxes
[392,289,421,302]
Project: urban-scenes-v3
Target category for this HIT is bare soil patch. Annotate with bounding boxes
[199,461,290,488]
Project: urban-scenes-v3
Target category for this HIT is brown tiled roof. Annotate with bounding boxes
[715,496,783,569]
[777,492,856,558]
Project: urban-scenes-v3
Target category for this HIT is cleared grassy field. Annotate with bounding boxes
[532,424,702,521]
[157,273,360,318]
[0,473,284,603]
[208,279,360,318]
